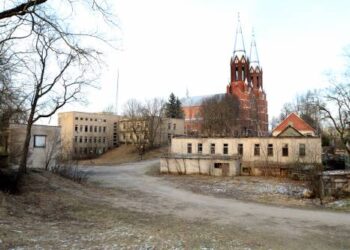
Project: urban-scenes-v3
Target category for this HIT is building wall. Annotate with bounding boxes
[160,156,240,176]
[58,111,122,159]
[119,118,185,146]
[170,137,322,168]
[8,124,61,169]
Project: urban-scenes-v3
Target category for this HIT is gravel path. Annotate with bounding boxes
[86,159,350,249]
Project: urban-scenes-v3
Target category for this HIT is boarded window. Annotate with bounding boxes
[223,143,228,155]
[267,144,273,156]
[210,143,215,154]
[299,144,306,157]
[282,144,289,157]
[238,143,243,155]
[187,143,192,154]
[34,135,46,148]
[254,144,260,156]
[198,143,203,154]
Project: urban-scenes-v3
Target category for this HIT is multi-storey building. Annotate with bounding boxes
[58,111,122,159]
[118,118,184,145]
[182,16,268,136]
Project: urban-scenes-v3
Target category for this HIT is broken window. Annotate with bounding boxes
[282,144,289,157]
[267,144,273,156]
[210,143,215,154]
[223,143,228,155]
[238,143,243,156]
[198,143,203,154]
[214,163,222,169]
[299,143,306,157]
[33,135,46,148]
[187,143,192,154]
[254,144,260,156]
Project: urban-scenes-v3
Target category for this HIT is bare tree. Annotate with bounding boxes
[318,82,350,155]
[17,24,99,178]
[201,94,240,137]
[122,98,165,158]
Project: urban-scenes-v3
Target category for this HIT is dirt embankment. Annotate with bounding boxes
[79,144,168,166]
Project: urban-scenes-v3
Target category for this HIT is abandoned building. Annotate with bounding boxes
[161,113,322,177]
[182,16,268,136]
[118,118,184,145]
[58,111,122,159]
[7,124,61,169]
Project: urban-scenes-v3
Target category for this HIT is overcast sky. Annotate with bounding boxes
[52,0,350,124]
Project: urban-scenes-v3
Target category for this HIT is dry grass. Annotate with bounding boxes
[79,144,168,166]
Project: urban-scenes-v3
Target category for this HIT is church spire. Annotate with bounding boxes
[233,13,246,59]
[249,29,260,69]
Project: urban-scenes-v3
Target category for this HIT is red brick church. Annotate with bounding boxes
[183,16,268,136]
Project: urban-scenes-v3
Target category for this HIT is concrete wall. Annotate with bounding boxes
[160,155,240,176]
[320,170,350,196]
[170,137,322,170]
[8,124,61,169]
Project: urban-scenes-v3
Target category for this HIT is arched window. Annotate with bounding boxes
[235,66,239,81]
[242,66,245,80]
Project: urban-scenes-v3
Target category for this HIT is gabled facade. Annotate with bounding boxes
[272,113,316,137]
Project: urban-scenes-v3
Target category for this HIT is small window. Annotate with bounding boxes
[79,137,82,143]
[238,143,243,156]
[267,144,273,156]
[299,144,306,157]
[80,117,83,121]
[75,125,78,132]
[254,144,260,156]
[198,143,203,154]
[168,123,171,130]
[85,118,88,121]
[210,143,215,154]
[103,119,107,122]
[94,126,97,132]
[103,127,106,133]
[187,143,192,154]
[34,135,46,148]
[85,125,88,132]
[223,143,228,155]
[282,144,289,157]
[173,123,176,130]
[75,117,78,120]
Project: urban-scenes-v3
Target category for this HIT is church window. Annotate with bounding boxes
[242,66,245,80]
[235,66,239,80]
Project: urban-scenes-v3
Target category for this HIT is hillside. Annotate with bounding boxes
[79,144,168,166]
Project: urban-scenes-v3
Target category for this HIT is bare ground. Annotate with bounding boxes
[1,159,350,249]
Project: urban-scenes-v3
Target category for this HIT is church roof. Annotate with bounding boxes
[233,14,246,59]
[181,93,224,107]
[249,30,260,69]
[272,113,316,134]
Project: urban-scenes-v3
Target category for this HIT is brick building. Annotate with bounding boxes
[183,17,268,136]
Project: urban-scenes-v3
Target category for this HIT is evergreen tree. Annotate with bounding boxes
[165,93,184,118]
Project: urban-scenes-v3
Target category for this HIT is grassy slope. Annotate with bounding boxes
[79,144,168,166]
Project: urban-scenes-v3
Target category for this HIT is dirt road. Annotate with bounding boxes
[87,159,350,249]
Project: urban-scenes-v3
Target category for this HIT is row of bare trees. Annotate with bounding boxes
[0,0,117,181]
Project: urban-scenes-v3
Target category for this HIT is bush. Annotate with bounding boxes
[50,162,88,183]
[0,169,18,193]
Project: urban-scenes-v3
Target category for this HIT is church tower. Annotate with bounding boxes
[226,16,268,136]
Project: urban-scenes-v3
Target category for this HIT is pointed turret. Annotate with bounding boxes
[233,13,246,59]
[249,30,260,69]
